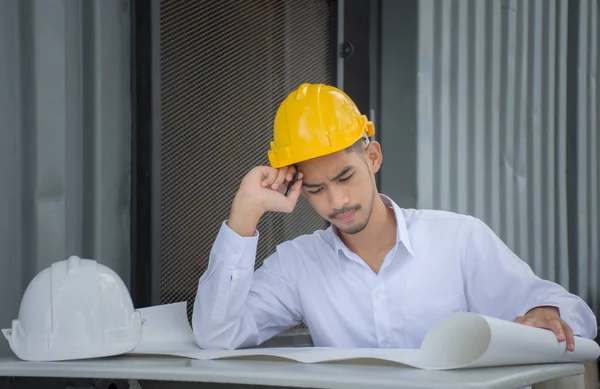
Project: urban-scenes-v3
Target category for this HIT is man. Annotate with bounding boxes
[192,83,597,351]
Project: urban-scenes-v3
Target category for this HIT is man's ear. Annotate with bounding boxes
[364,140,383,173]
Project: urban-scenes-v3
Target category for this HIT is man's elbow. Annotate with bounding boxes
[193,327,238,350]
[192,315,250,350]
[194,336,236,351]
[191,293,236,350]
[191,299,256,350]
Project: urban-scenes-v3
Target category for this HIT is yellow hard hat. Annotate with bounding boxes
[268,83,375,168]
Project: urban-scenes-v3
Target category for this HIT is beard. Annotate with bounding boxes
[339,219,369,235]
[331,186,376,235]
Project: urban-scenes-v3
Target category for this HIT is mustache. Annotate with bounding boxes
[329,205,361,219]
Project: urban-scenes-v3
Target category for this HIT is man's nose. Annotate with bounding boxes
[328,186,350,210]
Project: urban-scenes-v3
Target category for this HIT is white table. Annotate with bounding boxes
[0,355,586,389]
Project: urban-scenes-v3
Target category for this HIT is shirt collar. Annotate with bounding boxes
[329,193,415,259]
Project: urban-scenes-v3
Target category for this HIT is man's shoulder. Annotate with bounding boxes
[400,208,494,243]
[401,207,477,225]
[382,194,476,224]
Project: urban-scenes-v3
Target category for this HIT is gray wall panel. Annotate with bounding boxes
[382,0,600,314]
[575,0,599,309]
[81,0,132,283]
[556,0,570,288]
[379,0,418,207]
[0,0,130,356]
[415,0,435,209]
[0,0,25,358]
[595,0,600,318]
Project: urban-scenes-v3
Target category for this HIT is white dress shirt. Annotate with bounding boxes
[192,194,597,350]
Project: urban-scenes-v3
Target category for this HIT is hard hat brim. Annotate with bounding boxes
[268,120,375,168]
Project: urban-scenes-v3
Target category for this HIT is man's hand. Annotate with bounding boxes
[227,165,303,237]
[514,306,575,351]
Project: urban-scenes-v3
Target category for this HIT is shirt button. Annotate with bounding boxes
[382,338,390,347]
[373,290,382,299]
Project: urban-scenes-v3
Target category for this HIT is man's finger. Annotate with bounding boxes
[261,167,280,187]
[283,177,303,211]
[547,318,566,342]
[285,165,298,182]
[562,320,575,351]
[270,167,289,190]
[514,316,526,324]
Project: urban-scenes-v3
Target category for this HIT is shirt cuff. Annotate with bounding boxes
[212,220,259,269]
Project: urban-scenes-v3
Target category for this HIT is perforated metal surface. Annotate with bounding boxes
[159,0,333,319]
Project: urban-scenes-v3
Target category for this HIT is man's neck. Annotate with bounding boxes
[339,196,397,258]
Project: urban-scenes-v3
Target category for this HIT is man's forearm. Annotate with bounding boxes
[192,221,260,349]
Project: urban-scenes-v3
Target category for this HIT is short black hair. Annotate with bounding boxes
[345,136,368,154]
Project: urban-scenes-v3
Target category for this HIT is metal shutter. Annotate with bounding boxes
[159,0,334,319]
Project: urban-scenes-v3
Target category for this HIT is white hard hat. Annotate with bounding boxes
[3,256,143,361]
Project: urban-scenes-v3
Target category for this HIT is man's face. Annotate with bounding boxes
[296,142,382,235]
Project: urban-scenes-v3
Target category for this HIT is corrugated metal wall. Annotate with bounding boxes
[416,0,599,314]
[0,0,131,356]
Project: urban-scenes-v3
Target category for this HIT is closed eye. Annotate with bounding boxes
[306,172,354,194]
[339,173,354,182]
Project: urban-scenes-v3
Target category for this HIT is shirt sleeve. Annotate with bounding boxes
[191,221,304,350]
[461,217,597,339]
